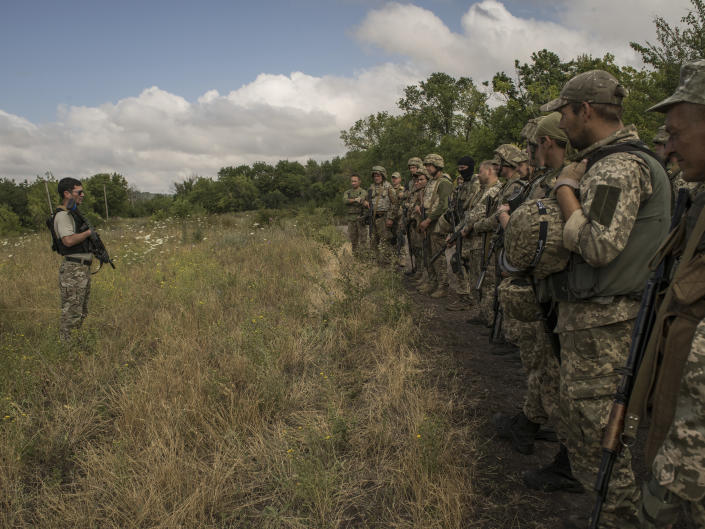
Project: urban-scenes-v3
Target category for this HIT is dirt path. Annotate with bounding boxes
[404,273,597,529]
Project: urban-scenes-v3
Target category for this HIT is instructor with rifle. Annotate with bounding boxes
[50,177,114,342]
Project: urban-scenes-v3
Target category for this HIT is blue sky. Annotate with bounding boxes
[0,0,688,191]
[2,0,557,123]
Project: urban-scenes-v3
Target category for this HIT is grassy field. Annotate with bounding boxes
[0,211,479,528]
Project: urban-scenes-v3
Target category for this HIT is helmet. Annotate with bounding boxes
[423,153,444,168]
[415,166,429,177]
[504,198,570,280]
[407,157,423,168]
[494,144,527,168]
[391,171,401,179]
[371,165,387,178]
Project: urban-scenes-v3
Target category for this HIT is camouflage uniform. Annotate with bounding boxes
[408,180,427,277]
[343,186,367,257]
[368,179,395,264]
[549,126,667,528]
[428,172,454,294]
[55,209,92,342]
[464,180,503,323]
[390,177,407,264]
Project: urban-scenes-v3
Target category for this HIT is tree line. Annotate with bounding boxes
[1,0,703,235]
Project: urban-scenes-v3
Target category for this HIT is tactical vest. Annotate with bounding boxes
[49,208,91,256]
[370,182,392,212]
[423,178,439,210]
[543,149,670,301]
[344,188,367,218]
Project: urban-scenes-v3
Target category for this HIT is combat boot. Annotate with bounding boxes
[418,281,437,295]
[491,411,540,454]
[446,295,469,311]
[429,285,448,298]
[523,444,584,493]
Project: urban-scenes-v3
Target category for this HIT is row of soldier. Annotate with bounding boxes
[344,62,705,529]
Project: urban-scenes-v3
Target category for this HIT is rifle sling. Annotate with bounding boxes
[625,201,705,459]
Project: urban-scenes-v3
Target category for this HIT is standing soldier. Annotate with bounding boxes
[367,166,395,264]
[473,144,528,330]
[652,125,700,204]
[625,59,705,529]
[458,160,503,320]
[52,178,93,342]
[408,170,429,281]
[418,154,453,298]
[390,171,407,267]
[405,157,425,276]
[342,173,368,257]
[539,70,671,528]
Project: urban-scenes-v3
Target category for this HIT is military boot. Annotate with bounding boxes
[429,285,449,298]
[491,411,541,455]
[446,295,469,311]
[523,444,584,493]
[418,281,437,295]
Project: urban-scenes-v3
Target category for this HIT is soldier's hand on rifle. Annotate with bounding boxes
[445,234,456,248]
[497,204,511,229]
[363,200,369,208]
[419,218,431,232]
[414,205,421,215]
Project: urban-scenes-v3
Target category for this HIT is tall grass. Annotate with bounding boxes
[0,212,479,528]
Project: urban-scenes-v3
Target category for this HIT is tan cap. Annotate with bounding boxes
[541,70,628,112]
[493,144,528,168]
[652,125,669,145]
[535,112,568,143]
[649,59,705,112]
[520,118,539,143]
[391,171,401,179]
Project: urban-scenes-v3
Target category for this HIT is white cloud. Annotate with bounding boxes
[0,1,692,192]
[0,65,421,193]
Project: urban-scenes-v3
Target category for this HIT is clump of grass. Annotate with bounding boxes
[0,213,482,528]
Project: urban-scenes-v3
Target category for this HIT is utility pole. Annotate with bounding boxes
[44,180,53,215]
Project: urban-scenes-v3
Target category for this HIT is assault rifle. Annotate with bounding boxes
[67,199,115,272]
[489,228,505,343]
[366,187,375,238]
[405,213,415,273]
[420,204,431,272]
[429,223,465,265]
[589,188,690,528]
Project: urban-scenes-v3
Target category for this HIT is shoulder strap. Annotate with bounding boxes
[584,141,663,173]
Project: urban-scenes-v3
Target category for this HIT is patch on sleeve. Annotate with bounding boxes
[589,185,621,227]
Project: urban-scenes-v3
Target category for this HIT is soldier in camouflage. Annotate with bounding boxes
[405,157,425,277]
[366,166,395,264]
[652,124,701,204]
[342,173,368,257]
[408,170,429,280]
[631,59,705,529]
[390,171,406,266]
[460,160,503,324]
[540,69,671,528]
[54,177,93,342]
[418,154,453,298]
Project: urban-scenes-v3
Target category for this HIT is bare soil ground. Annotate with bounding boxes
[404,274,593,529]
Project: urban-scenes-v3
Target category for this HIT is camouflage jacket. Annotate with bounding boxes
[557,125,664,331]
[473,175,526,234]
[390,183,407,221]
[465,180,503,250]
[428,174,453,222]
[342,187,367,220]
[368,181,394,221]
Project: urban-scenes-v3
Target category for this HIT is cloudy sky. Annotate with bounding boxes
[0,0,692,192]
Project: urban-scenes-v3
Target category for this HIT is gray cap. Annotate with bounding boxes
[535,112,568,143]
[649,59,705,112]
[541,70,628,112]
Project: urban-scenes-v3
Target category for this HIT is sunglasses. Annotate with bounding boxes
[73,190,85,196]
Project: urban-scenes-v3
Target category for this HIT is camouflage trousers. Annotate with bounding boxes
[347,218,367,257]
[370,216,393,264]
[430,230,449,289]
[59,260,91,342]
[464,247,482,313]
[519,321,563,432]
[407,221,423,272]
[559,320,640,529]
[477,261,496,327]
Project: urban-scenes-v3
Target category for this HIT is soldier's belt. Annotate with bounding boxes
[65,256,92,266]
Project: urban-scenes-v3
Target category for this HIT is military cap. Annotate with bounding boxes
[407,156,423,168]
[649,60,705,112]
[493,144,528,168]
[535,112,568,143]
[391,171,401,179]
[541,70,628,112]
[520,118,539,142]
[652,125,669,145]
[423,153,444,168]
[371,165,387,178]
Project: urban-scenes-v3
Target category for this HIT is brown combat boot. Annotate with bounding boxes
[429,285,448,298]
[418,281,437,295]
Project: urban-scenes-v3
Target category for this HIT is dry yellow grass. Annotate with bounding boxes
[0,212,479,528]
